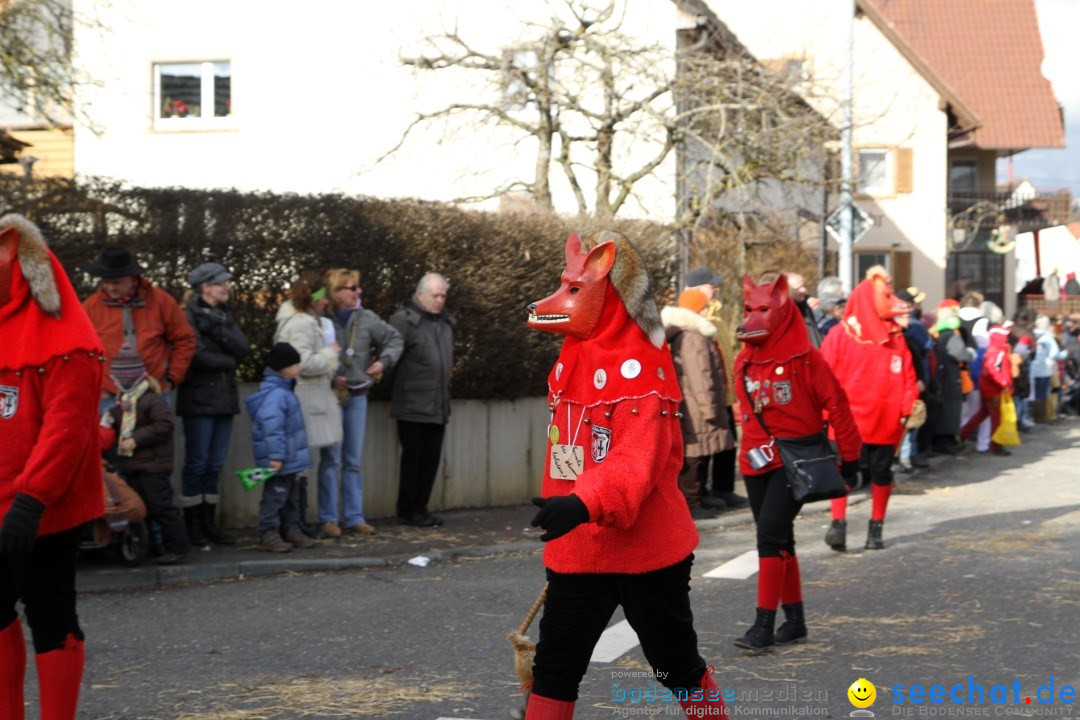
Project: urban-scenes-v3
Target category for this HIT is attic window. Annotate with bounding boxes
[154,61,232,130]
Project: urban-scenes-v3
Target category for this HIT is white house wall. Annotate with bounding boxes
[72,0,679,220]
[704,0,949,303]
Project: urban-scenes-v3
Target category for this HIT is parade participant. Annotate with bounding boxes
[523,231,726,719]
[0,215,105,719]
[733,273,861,653]
[960,327,1014,455]
[821,267,917,551]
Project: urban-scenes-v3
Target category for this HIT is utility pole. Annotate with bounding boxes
[838,0,855,293]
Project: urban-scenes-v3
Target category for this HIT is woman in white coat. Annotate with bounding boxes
[274,273,344,536]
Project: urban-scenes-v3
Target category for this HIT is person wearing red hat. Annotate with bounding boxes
[0,215,105,719]
[960,327,1014,455]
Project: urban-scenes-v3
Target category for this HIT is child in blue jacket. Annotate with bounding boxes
[245,343,314,552]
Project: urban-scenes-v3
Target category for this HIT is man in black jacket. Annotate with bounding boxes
[177,263,251,544]
[389,273,454,527]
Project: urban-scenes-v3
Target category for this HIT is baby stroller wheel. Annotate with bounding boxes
[119,522,150,567]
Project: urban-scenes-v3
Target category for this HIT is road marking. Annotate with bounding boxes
[703,550,759,579]
[590,619,640,662]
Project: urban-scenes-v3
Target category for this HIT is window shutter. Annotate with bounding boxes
[893,251,912,289]
[894,148,913,194]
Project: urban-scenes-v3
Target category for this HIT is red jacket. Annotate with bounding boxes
[735,349,862,477]
[82,280,196,395]
[539,284,697,574]
[980,327,1013,397]
[1,215,105,535]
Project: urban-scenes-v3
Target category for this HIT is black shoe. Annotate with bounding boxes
[715,491,749,508]
[825,519,847,552]
[400,513,443,527]
[991,447,1012,456]
[156,553,185,566]
[911,456,930,469]
[865,519,885,550]
[200,503,236,545]
[700,496,727,511]
[734,608,776,653]
[689,505,720,520]
[775,602,808,645]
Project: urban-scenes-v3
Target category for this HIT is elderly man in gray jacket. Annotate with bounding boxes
[389,273,454,527]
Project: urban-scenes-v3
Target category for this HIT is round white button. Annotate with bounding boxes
[621,359,641,379]
[593,369,607,389]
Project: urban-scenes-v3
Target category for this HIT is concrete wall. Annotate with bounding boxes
[175,387,551,528]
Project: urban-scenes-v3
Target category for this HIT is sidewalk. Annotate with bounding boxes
[87,426,1048,593]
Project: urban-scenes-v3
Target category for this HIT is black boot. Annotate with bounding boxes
[200,503,236,545]
[825,519,847,552]
[184,507,208,546]
[733,608,776,653]
[865,519,885,550]
[775,602,808,645]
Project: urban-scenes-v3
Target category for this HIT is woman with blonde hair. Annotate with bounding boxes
[273,272,341,543]
[319,269,402,536]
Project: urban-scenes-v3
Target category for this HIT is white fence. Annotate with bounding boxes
[175,386,551,527]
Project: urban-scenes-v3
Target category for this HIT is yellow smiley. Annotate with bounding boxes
[848,678,876,708]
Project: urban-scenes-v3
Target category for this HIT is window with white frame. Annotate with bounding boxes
[857,149,889,195]
[154,61,231,129]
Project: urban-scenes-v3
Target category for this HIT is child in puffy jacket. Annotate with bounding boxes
[245,343,314,552]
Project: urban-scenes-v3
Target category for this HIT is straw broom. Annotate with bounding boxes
[507,582,547,705]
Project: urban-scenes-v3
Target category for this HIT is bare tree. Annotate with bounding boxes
[0,0,102,126]
[382,0,834,240]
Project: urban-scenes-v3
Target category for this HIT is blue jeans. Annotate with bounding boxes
[1034,376,1051,400]
[181,415,234,504]
[317,393,369,525]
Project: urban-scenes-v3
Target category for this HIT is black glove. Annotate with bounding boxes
[840,460,861,483]
[531,495,589,542]
[1,493,46,555]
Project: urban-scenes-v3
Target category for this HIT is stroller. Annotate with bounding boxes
[80,464,150,567]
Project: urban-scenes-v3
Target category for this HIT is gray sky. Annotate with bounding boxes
[997,0,1080,198]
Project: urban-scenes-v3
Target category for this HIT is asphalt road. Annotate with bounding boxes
[28,421,1080,719]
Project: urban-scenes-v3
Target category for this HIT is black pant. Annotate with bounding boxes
[0,527,82,653]
[256,473,300,534]
[745,468,803,557]
[532,556,706,701]
[127,471,190,555]
[709,449,737,495]
[861,444,894,487]
[396,420,446,519]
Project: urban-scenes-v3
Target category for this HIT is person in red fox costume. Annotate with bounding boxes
[523,231,726,719]
[733,273,861,653]
[960,326,1014,455]
[820,267,917,551]
[0,215,105,720]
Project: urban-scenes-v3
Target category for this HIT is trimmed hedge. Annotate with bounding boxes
[0,176,677,399]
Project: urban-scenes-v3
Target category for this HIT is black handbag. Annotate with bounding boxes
[743,369,847,503]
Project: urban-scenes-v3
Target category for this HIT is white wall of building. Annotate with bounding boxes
[72,0,680,219]
[706,0,949,303]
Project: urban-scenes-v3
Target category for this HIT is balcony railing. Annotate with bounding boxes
[947,189,1071,231]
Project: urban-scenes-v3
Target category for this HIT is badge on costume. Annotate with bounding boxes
[550,444,584,480]
[890,355,902,374]
[773,380,792,405]
[0,385,18,419]
[591,425,612,463]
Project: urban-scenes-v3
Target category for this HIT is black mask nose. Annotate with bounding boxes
[527,303,537,313]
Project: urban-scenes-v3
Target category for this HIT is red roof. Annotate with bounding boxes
[861,0,1064,151]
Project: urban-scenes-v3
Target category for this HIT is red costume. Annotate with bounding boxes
[731,273,861,652]
[820,268,915,550]
[961,326,1013,453]
[523,232,725,719]
[0,215,105,720]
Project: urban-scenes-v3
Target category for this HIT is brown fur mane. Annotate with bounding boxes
[580,230,664,348]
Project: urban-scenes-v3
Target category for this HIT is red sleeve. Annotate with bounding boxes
[99,426,116,451]
[163,293,196,385]
[572,395,677,530]
[15,353,103,506]
[811,350,862,462]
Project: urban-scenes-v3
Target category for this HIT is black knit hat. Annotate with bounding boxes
[267,342,301,372]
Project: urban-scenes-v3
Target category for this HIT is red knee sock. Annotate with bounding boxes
[871,483,893,521]
[780,554,802,605]
[680,666,728,714]
[831,496,848,521]
[0,619,26,720]
[35,633,83,720]
[524,693,575,720]
[757,556,786,611]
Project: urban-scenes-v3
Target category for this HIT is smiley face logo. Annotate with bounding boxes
[848,678,876,709]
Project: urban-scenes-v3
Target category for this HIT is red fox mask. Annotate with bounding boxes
[868,269,911,320]
[0,226,17,307]
[738,273,790,346]
[527,232,616,340]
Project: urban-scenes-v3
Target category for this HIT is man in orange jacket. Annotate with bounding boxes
[81,246,196,398]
